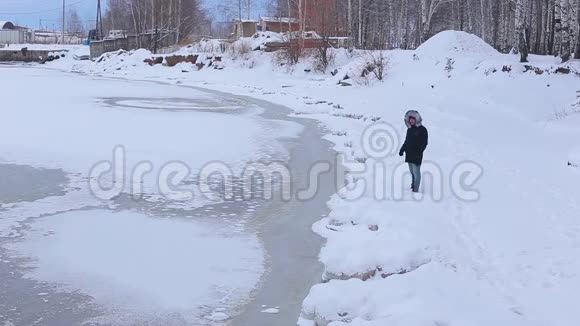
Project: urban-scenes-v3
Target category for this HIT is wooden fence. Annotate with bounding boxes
[90,31,178,59]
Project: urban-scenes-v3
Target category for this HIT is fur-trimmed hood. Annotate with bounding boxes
[404,110,423,128]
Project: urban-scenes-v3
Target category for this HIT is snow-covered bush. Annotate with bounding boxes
[273,43,303,69]
[229,40,253,61]
[351,51,389,85]
[365,51,389,81]
[195,38,229,54]
[312,44,337,73]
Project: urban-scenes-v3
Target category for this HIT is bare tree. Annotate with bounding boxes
[103,0,210,44]
[67,8,84,34]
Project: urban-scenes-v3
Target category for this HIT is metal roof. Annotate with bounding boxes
[233,19,258,23]
[260,17,300,24]
[0,21,15,29]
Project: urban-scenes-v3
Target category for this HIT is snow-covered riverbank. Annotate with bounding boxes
[32,30,580,325]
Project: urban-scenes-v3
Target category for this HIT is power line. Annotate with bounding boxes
[39,18,97,23]
[0,0,88,15]
[62,0,65,44]
[96,0,103,40]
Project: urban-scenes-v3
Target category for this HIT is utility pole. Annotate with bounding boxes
[96,0,103,40]
[62,0,65,44]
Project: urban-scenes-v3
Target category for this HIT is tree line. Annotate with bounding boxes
[99,0,579,63]
[102,0,211,42]
[268,0,580,62]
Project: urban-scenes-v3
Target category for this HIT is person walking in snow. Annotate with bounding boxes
[399,110,428,193]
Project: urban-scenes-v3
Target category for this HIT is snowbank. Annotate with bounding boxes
[194,38,229,53]
[92,48,153,71]
[245,31,284,50]
[1,43,84,51]
[302,262,530,326]
[415,30,499,57]
[70,45,91,60]
[317,198,435,280]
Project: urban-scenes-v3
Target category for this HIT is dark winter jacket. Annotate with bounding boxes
[399,111,428,165]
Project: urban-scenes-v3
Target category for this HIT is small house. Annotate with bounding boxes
[233,19,258,38]
[0,21,33,44]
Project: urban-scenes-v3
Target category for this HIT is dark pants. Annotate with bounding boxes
[408,163,421,192]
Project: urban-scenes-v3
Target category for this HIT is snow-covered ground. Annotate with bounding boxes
[15,30,580,325]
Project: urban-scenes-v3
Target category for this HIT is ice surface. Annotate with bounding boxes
[261,308,281,314]
[0,64,303,324]
[8,210,264,323]
[0,66,301,209]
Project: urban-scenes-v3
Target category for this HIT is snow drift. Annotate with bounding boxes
[415,30,499,57]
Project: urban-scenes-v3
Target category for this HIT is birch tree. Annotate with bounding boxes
[67,8,84,34]
[575,0,580,59]
[269,0,580,56]
[559,0,572,61]
[514,0,529,61]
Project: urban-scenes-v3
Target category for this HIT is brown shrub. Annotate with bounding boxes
[143,56,163,66]
[165,55,198,67]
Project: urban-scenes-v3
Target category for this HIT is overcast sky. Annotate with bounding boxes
[0,0,269,30]
[0,0,96,30]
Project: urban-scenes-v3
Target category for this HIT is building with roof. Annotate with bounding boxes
[259,17,301,33]
[0,21,15,30]
[233,19,257,38]
[0,20,34,44]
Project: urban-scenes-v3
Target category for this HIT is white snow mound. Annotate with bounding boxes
[232,32,285,51]
[415,30,499,57]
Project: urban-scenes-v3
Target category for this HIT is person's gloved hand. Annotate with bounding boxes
[399,150,404,156]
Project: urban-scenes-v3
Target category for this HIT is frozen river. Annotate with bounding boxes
[0,66,337,325]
